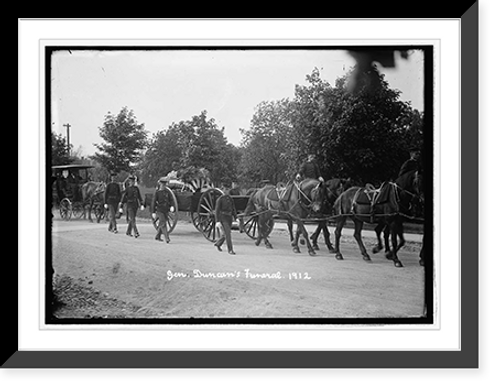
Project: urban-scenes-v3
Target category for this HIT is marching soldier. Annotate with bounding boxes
[119,175,144,238]
[214,189,238,255]
[104,172,121,233]
[151,178,174,243]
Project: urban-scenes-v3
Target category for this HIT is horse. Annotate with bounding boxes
[332,178,420,267]
[239,179,327,256]
[308,178,351,252]
[81,181,106,223]
[372,170,425,265]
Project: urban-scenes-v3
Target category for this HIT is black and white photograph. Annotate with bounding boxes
[46,45,433,324]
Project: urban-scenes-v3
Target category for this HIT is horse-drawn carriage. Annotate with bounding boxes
[52,164,102,221]
[143,178,263,243]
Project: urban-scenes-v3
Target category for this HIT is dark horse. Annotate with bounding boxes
[332,178,420,267]
[308,178,351,252]
[239,179,327,256]
[372,170,425,265]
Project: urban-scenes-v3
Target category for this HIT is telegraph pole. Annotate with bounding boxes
[63,123,71,155]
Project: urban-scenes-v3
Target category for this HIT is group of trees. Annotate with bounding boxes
[52,64,424,188]
[240,67,423,185]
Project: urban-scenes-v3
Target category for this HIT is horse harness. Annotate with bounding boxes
[264,181,320,217]
[351,182,400,223]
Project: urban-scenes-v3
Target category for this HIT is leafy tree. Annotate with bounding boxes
[240,99,294,183]
[92,107,148,173]
[140,111,239,187]
[51,131,73,165]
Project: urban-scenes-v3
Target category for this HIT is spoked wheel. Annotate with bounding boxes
[92,203,106,223]
[196,188,223,242]
[59,198,72,221]
[72,202,85,219]
[241,211,274,240]
[151,187,179,234]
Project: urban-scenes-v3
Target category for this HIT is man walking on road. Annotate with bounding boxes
[214,189,238,255]
[151,178,174,243]
[104,172,121,234]
[119,175,144,238]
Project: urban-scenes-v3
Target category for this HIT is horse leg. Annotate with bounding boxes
[419,235,425,266]
[396,219,406,251]
[296,220,316,256]
[372,222,385,254]
[291,221,301,253]
[88,199,93,223]
[334,217,346,260]
[389,221,403,267]
[287,219,294,243]
[310,223,321,251]
[323,223,335,253]
[353,219,371,262]
[383,224,393,260]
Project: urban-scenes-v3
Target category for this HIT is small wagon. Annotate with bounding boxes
[144,179,265,242]
[51,164,95,221]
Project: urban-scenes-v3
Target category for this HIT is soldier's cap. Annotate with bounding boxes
[127,175,137,181]
[109,171,117,177]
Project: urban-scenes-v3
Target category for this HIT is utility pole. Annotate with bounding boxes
[63,123,71,155]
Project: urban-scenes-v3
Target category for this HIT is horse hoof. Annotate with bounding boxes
[372,246,381,254]
[419,260,425,266]
[293,247,301,254]
[309,251,316,256]
[335,253,344,260]
[299,239,305,245]
[394,261,403,268]
[385,252,394,260]
[266,244,273,249]
[363,255,372,262]
[328,248,336,254]
[313,244,319,251]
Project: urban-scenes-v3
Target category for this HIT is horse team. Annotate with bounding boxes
[239,169,424,268]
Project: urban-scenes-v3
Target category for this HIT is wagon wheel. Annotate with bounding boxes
[196,188,223,242]
[72,202,85,219]
[241,211,274,240]
[151,187,179,234]
[92,203,106,223]
[59,198,72,221]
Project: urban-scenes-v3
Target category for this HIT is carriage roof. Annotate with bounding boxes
[52,164,94,172]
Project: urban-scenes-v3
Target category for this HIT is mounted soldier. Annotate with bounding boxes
[296,154,324,183]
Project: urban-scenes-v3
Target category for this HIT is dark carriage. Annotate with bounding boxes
[51,164,96,221]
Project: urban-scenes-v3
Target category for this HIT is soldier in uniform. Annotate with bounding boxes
[151,178,174,243]
[296,154,324,182]
[214,189,238,255]
[398,147,421,178]
[119,175,144,238]
[104,172,121,234]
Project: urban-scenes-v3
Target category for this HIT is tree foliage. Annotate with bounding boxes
[92,107,148,173]
[51,131,73,165]
[140,111,241,187]
[240,66,424,185]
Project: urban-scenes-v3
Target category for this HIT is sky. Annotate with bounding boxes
[51,48,424,157]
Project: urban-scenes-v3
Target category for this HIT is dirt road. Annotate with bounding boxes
[51,217,426,320]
